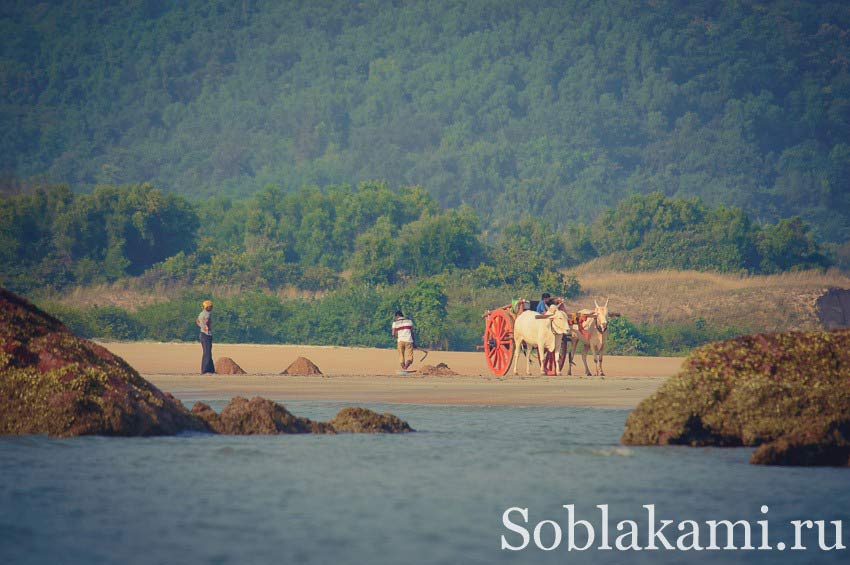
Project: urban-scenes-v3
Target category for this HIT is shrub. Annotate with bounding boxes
[297,265,341,291]
[384,280,450,349]
[445,304,484,351]
[606,316,654,355]
[38,302,143,340]
[38,302,95,337]
[134,295,206,341]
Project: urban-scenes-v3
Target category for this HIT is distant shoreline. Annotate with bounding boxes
[98,341,683,408]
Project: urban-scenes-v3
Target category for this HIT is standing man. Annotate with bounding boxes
[391,310,415,371]
[197,300,215,374]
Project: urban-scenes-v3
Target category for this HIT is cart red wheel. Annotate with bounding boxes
[484,309,514,376]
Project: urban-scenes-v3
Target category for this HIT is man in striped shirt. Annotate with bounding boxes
[391,310,415,370]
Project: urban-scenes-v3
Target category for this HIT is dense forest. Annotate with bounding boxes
[0,182,831,352]
[2,0,849,241]
[0,182,830,295]
[2,0,848,353]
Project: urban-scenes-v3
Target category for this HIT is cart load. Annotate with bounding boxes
[480,298,570,376]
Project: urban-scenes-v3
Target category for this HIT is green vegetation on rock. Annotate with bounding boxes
[0,286,414,437]
[0,287,204,437]
[621,329,850,466]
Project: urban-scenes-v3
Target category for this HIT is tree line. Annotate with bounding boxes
[1,182,831,297]
[3,181,830,352]
[2,0,848,242]
[39,283,744,355]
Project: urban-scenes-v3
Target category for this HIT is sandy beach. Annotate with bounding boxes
[98,341,684,408]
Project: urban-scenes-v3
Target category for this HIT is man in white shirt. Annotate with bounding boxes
[391,310,415,371]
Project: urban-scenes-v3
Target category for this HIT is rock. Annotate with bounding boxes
[193,399,413,435]
[281,356,322,375]
[190,402,221,432]
[817,288,850,330]
[418,363,457,376]
[215,357,246,374]
[0,287,205,437]
[195,396,334,434]
[0,287,413,438]
[750,425,850,466]
[621,330,850,466]
[329,407,414,433]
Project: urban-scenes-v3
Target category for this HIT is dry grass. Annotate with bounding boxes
[273,287,327,301]
[563,263,850,332]
[35,263,850,335]
[40,281,324,311]
[39,282,174,312]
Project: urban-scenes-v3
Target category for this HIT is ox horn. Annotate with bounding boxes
[594,298,600,308]
[604,297,609,308]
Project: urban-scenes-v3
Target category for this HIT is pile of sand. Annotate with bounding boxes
[417,363,457,376]
[215,357,246,374]
[281,356,323,375]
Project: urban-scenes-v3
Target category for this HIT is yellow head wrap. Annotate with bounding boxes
[202,300,213,308]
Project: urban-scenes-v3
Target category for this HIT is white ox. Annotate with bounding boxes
[512,308,570,375]
[569,299,610,377]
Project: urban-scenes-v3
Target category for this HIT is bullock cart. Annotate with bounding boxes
[480,300,569,376]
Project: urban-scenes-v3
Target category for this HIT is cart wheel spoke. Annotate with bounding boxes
[483,309,514,376]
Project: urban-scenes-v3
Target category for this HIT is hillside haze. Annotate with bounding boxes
[2,0,849,240]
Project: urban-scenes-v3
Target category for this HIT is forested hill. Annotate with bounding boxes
[2,0,849,241]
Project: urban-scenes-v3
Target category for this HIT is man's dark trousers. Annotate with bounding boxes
[200,332,215,374]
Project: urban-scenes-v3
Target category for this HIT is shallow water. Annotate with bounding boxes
[1,402,848,564]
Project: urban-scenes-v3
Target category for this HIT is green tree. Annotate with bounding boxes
[350,216,400,285]
[756,217,830,274]
[396,206,483,278]
[385,280,449,349]
[5,0,849,240]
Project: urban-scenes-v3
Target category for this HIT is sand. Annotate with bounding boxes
[215,357,246,374]
[281,356,323,375]
[96,341,684,408]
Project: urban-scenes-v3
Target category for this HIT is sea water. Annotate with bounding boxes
[1,401,848,565]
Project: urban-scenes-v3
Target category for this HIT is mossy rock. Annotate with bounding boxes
[329,407,414,433]
[0,287,205,437]
[750,422,850,466]
[192,397,333,434]
[621,330,850,465]
[1,286,414,438]
[191,400,414,435]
